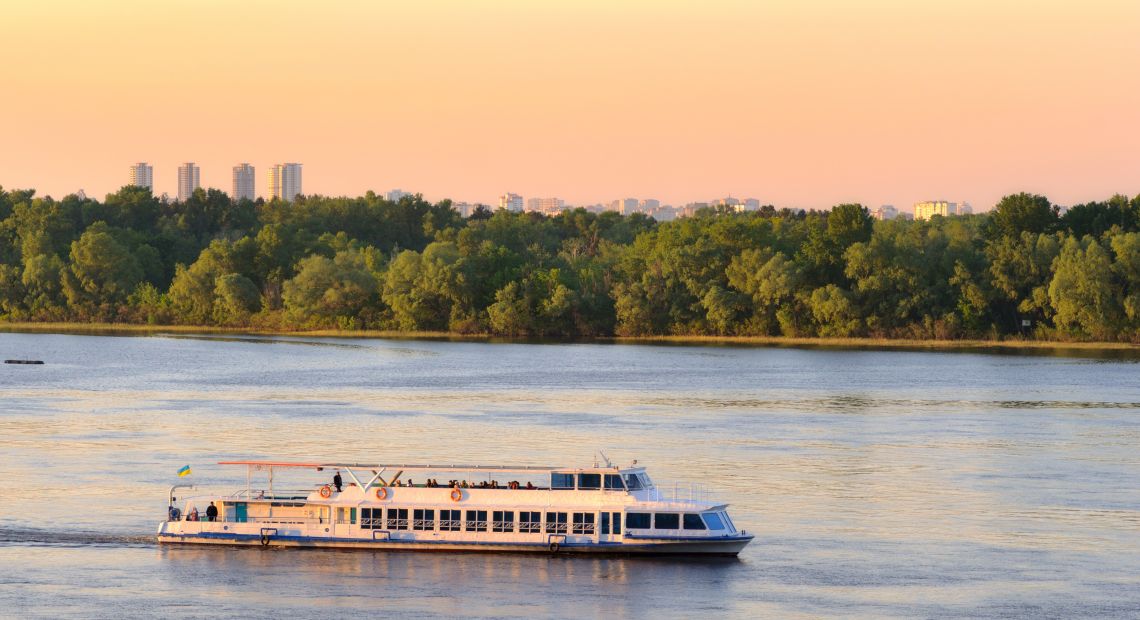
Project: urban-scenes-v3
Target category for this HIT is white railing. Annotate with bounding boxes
[641,480,718,504]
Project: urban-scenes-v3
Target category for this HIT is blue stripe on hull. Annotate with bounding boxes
[156,532,752,555]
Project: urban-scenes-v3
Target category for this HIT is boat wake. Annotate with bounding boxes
[0,526,154,548]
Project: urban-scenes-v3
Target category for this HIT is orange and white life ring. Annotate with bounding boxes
[319,485,332,498]
[450,488,462,502]
[375,487,389,500]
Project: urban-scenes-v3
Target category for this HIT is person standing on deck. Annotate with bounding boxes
[333,471,343,492]
[205,502,218,522]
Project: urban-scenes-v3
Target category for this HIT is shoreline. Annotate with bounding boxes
[2,321,1138,355]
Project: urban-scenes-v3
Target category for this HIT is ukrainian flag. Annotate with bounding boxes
[177,465,192,477]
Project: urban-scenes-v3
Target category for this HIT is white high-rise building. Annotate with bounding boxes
[499,192,523,212]
[177,163,200,201]
[268,163,303,201]
[872,205,899,220]
[232,163,255,201]
[914,200,972,221]
[128,162,153,190]
[526,197,564,214]
[386,189,410,201]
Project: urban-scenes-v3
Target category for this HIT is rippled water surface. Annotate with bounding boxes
[1,332,1139,618]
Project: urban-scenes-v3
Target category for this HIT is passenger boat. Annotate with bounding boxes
[157,458,754,556]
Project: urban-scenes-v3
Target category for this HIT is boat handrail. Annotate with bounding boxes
[638,480,718,504]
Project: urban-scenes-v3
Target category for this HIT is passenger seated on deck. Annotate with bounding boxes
[407,478,414,487]
[461,480,469,488]
[333,471,343,492]
[205,502,218,522]
[188,507,199,521]
[526,482,535,490]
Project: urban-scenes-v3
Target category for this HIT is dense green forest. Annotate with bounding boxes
[2,185,1140,342]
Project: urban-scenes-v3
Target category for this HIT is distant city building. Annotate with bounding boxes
[914,200,971,220]
[615,198,638,215]
[177,163,200,202]
[386,189,410,201]
[639,198,660,211]
[742,198,761,211]
[268,163,303,201]
[232,163,255,201]
[128,162,153,190]
[717,196,740,208]
[872,205,898,220]
[526,197,564,215]
[499,192,523,212]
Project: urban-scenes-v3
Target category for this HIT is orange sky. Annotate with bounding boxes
[1,0,1138,210]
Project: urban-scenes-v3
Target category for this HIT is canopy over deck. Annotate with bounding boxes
[217,460,635,474]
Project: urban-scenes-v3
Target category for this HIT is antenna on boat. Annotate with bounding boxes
[597,450,613,468]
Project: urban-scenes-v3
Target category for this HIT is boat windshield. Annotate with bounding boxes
[624,473,652,490]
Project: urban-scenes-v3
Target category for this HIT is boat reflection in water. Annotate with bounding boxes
[158,458,753,557]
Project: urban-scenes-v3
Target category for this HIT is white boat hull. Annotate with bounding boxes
[156,527,753,556]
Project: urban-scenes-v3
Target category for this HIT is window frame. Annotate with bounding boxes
[439,509,461,532]
[625,512,651,529]
[545,511,568,534]
[683,513,707,530]
[413,508,435,531]
[654,513,680,530]
[572,512,596,535]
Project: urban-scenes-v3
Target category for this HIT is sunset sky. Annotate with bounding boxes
[2,0,1138,210]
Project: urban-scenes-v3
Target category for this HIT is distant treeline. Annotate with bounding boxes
[2,185,1140,342]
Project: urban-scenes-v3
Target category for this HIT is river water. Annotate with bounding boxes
[0,332,1138,618]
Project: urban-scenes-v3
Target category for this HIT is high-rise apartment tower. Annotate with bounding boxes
[232,163,255,201]
[268,163,303,201]
[177,163,201,201]
[128,162,153,190]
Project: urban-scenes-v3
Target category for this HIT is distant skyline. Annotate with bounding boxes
[2,1,1139,210]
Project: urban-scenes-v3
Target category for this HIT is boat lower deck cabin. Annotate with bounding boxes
[157,460,753,556]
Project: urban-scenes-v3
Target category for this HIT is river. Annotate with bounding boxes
[1,332,1138,618]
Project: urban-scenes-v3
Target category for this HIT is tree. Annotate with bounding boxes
[61,223,143,318]
[988,193,1058,238]
[213,274,261,324]
[283,248,379,328]
[1048,237,1121,339]
[808,285,860,337]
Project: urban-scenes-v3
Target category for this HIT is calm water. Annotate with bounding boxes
[1,332,1138,619]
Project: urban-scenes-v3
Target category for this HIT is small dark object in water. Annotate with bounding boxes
[4,359,44,365]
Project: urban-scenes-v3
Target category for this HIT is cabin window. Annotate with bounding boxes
[465,510,488,532]
[387,508,408,530]
[683,514,707,530]
[623,474,643,490]
[604,474,624,490]
[572,512,595,534]
[702,512,725,530]
[577,473,601,490]
[519,511,542,533]
[439,509,461,531]
[545,512,568,534]
[551,473,575,489]
[654,513,680,530]
[361,507,382,529]
[722,512,736,532]
[413,509,435,531]
[612,512,621,535]
[492,511,515,533]
[625,512,651,529]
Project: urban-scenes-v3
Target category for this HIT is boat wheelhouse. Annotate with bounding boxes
[157,459,753,556]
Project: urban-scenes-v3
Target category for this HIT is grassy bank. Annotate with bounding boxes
[2,321,1139,355]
